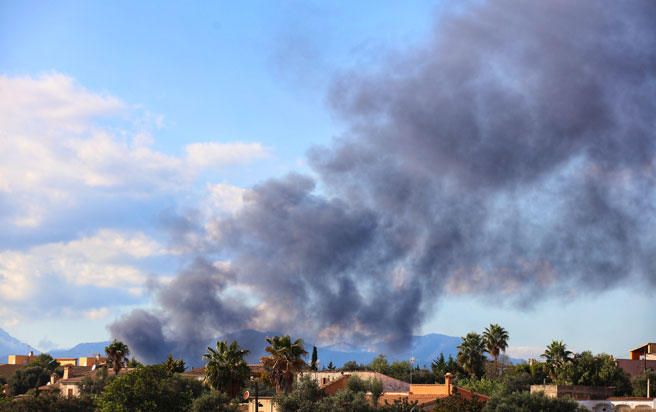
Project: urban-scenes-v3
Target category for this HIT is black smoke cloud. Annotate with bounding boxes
[111,0,656,362]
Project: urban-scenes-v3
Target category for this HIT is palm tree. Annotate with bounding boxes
[105,340,130,375]
[203,340,250,399]
[457,332,486,378]
[541,340,573,381]
[163,353,186,374]
[483,324,509,376]
[260,335,307,393]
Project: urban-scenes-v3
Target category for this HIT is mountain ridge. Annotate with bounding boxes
[0,328,38,363]
[2,329,522,368]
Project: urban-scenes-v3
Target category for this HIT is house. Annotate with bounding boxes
[616,343,656,378]
[300,370,410,392]
[247,396,276,412]
[377,373,489,409]
[178,363,262,382]
[256,371,488,411]
[7,352,36,365]
[301,370,488,407]
[38,365,136,398]
[78,354,107,367]
[179,367,206,381]
[6,351,108,368]
[56,358,78,366]
[38,365,93,398]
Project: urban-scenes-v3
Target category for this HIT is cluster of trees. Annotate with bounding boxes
[0,328,652,412]
[540,341,632,393]
[0,341,239,412]
[439,333,651,410]
[342,355,433,384]
[454,324,510,379]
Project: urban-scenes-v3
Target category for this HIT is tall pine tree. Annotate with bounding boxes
[432,353,447,383]
[310,346,318,371]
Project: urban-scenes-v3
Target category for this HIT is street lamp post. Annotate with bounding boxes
[410,357,416,384]
[250,376,260,412]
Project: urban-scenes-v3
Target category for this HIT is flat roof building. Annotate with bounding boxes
[617,342,656,378]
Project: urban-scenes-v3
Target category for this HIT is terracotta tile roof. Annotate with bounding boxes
[320,375,350,395]
[454,386,490,401]
[308,371,410,393]
[65,366,92,378]
[38,382,60,391]
[179,367,205,379]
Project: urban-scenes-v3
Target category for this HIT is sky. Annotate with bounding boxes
[0,0,654,361]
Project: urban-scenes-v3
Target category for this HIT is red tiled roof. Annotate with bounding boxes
[38,383,60,391]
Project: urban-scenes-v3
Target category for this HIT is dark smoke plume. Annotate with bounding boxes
[111,0,656,362]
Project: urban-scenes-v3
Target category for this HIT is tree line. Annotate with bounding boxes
[0,325,653,411]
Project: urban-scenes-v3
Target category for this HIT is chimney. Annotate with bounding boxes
[63,365,72,380]
[28,351,34,358]
[445,373,453,395]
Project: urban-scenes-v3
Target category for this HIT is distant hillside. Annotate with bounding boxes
[50,341,110,358]
[221,329,463,368]
[0,328,37,363]
[2,328,521,368]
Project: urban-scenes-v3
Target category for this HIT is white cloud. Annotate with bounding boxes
[205,183,250,215]
[0,73,268,227]
[0,230,164,302]
[83,307,111,320]
[506,346,544,360]
[0,73,123,133]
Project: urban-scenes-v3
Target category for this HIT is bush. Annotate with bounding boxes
[632,369,656,397]
[0,392,94,412]
[95,364,204,412]
[79,367,112,397]
[483,392,587,412]
[190,391,239,412]
[347,376,368,393]
[274,376,324,412]
[8,366,50,395]
[432,392,484,412]
[369,377,384,406]
[457,377,507,398]
[379,398,420,412]
[315,389,374,412]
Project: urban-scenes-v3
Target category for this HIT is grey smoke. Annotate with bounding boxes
[111,0,656,362]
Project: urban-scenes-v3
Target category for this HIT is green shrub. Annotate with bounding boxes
[483,392,586,412]
[95,364,204,412]
[190,391,239,412]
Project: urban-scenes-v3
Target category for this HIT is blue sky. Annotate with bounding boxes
[0,0,653,360]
